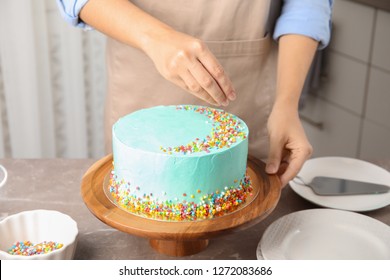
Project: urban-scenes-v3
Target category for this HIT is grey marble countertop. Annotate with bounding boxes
[0,158,389,260]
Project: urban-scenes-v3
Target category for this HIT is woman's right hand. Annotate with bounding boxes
[142,28,236,106]
[80,0,235,106]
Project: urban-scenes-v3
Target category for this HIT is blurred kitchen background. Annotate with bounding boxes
[0,0,106,158]
[0,0,389,159]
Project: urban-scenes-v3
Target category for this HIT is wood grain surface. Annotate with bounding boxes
[81,154,281,256]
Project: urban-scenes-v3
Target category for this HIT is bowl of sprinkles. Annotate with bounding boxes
[0,210,78,260]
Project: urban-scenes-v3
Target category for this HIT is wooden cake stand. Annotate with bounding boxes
[81,154,281,257]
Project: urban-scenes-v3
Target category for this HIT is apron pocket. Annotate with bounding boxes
[205,34,271,58]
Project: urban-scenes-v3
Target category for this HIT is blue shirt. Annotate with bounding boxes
[56,0,333,49]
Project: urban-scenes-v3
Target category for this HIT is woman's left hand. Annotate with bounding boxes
[265,105,313,188]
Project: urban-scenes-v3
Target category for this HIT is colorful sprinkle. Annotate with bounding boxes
[7,241,63,256]
[160,105,247,155]
[108,169,253,221]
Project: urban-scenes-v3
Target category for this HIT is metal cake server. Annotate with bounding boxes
[292,175,390,196]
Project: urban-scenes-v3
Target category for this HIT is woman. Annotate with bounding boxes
[57,0,333,187]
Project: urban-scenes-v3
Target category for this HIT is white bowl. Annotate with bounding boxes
[0,210,78,260]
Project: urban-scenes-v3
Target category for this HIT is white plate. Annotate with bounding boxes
[289,157,390,212]
[256,244,265,260]
[259,209,390,260]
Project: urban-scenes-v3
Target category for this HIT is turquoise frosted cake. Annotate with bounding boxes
[109,105,252,221]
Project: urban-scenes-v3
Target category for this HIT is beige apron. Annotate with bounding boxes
[105,0,281,160]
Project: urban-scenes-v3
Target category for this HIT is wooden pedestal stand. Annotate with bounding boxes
[81,154,281,257]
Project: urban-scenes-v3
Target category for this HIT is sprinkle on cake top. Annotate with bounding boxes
[160,105,247,155]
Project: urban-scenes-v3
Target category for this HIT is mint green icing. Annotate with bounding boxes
[115,106,212,153]
[112,105,249,215]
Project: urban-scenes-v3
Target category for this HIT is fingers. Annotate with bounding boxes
[266,133,313,187]
[274,146,312,187]
[279,148,311,187]
[184,40,235,106]
[266,138,283,175]
[149,31,235,106]
[179,71,220,106]
[188,60,229,106]
[197,50,236,102]
[151,32,235,107]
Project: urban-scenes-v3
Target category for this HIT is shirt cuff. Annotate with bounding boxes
[273,0,333,49]
[56,0,91,29]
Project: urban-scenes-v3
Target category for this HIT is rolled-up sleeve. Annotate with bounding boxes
[56,0,90,28]
[273,0,333,49]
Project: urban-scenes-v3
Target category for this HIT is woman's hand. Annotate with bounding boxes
[142,28,236,106]
[265,34,318,187]
[265,104,313,188]
[80,0,235,107]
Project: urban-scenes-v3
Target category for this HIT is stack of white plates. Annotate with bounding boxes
[257,157,390,260]
[257,208,390,260]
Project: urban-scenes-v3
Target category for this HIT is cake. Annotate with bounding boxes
[109,105,252,221]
